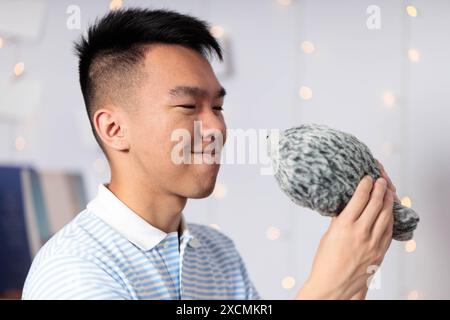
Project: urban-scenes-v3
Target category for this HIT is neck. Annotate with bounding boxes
[107,171,187,234]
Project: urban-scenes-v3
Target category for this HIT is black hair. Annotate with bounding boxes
[74,8,223,151]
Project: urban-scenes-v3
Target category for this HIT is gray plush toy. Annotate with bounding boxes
[267,123,419,241]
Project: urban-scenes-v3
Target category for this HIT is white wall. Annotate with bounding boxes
[0,0,448,299]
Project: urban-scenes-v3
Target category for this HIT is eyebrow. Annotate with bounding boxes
[169,86,227,99]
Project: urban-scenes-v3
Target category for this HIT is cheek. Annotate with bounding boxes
[130,116,171,156]
[162,123,195,165]
[132,112,200,163]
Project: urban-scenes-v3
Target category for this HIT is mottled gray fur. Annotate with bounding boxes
[267,123,419,241]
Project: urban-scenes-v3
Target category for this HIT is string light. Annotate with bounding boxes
[407,290,420,300]
[266,226,281,240]
[14,62,25,77]
[15,136,26,151]
[301,41,315,54]
[212,183,227,199]
[277,0,293,6]
[210,25,225,39]
[401,196,412,208]
[299,86,313,100]
[281,276,296,289]
[405,239,417,253]
[408,49,420,62]
[402,5,419,298]
[209,224,221,231]
[109,0,123,11]
[406,5,418,17]
[0,0,428,301]
[382,91,396,108]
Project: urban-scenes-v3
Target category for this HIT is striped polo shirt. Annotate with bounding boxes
[22,184,261,300]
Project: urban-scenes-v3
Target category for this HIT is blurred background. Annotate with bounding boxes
[0,0,449,299]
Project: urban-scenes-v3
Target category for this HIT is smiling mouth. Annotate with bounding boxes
[191,151,216,155]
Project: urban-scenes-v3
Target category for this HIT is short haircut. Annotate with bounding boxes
[74,8,223,152]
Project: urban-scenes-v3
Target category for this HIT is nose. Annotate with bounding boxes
[198,108,227,143]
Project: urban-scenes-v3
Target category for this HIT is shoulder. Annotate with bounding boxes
[22,252,129,299]
[29,210,116,261]
[22,211,131,299]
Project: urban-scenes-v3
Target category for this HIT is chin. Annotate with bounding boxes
[185,174,218,199]
[188,188,214,199]
[188,182,216,199]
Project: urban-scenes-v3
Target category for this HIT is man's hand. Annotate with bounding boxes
[296,174,395,300]
[349,160,400,300]
[375,159,400,203]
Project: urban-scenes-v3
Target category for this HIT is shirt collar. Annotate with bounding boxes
[86,184,200,251]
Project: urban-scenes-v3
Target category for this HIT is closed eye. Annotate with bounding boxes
[176,105,223,111]
[177,105,196,109]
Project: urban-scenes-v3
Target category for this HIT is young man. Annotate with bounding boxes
[23,8,397,300]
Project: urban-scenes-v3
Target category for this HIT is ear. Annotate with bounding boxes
[93,107,130,152]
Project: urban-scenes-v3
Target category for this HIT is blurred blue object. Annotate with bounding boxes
[0,166,32,293]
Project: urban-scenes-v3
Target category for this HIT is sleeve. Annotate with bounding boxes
[22,255,131,300]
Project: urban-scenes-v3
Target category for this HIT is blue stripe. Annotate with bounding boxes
[22,210,260,300]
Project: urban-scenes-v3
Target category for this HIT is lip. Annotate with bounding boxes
[191,151,216,155]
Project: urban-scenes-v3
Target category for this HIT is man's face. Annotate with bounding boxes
[125,44,227,198]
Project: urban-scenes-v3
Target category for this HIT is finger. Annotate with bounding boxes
[380,213,394,253]
[393,192,400,204]
[357,178,388,227]
[340,175,374,222]
[376,159,393,189]
[375,158,383,170]
[382,171,395,194]
[378,206,394,257]
[375,159,399,202]
[372,189,394,240]
[383,172,400,203]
